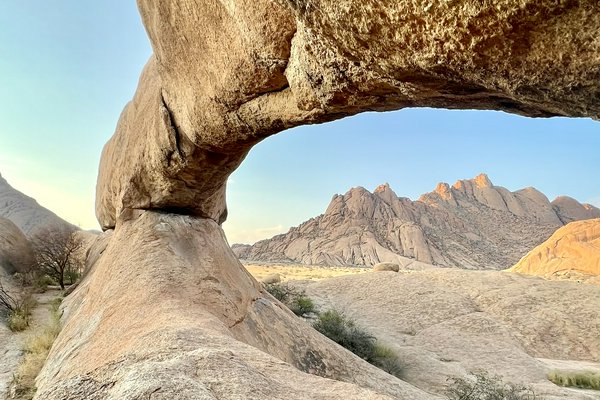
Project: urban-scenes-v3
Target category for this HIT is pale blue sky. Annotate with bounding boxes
[1,2,598,244]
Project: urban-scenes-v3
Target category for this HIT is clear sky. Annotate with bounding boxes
[1,2,599,244]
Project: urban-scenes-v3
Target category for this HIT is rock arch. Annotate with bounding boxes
[37,2,599,398]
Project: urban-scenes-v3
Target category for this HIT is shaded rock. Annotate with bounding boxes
[0,173,75,237]
[239,174,596,269]
[552,196,600,224]
[373,263,399,272]
[0,217,33,274]
[509,218,600,279]
[35,212,434,399]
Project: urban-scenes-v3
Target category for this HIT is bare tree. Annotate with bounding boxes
[30,225,83,290]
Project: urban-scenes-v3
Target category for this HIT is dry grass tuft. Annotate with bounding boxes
[11,297,62,400]
[548,370,600,390]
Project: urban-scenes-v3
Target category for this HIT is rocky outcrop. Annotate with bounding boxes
[552,196,600,224]
[509,218,600,280]
[0,218,33,274]
[41,1,600,398]
[235,174,600,269]
[96,1,600,230]
[0,173,75,237]
[35,212,433,399]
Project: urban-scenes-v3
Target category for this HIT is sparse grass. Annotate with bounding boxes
[1,282,36,332]
[11,296,62,399]
[7,310,30,332]
[548,370,600,391]
[313,309,403,378]
[264,283,316,316]
[373,343,403,377]
[446,371,540,400]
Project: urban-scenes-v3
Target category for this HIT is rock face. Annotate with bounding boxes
[35,212,432,400]
[96,1,600,230]
[40,1,600,398]
[509,218,600,279]
[552,196,600,224]
[0,217,34,274]
[298,270,600,399]
[0,173,75,237]
[235,175,600,269]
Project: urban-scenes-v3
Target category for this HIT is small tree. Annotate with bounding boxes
[30,225,83,290]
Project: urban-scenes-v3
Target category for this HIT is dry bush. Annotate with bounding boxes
[0,279,35,332]
[446,372,540,400]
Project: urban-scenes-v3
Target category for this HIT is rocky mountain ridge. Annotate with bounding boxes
[233,174,600,269]
[0,173,75,237]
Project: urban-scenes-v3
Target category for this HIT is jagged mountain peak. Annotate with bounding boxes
[234,174,600,269]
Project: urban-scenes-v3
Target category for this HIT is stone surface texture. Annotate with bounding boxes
[44,0,600,398]
[0,217,34,274]
[234,175,600,269]
[509,218,600,280]
[296,269,600,399]
[96,1,600,229]
[35,212,434,399]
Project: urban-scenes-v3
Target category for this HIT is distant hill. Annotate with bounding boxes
[233,174,600,269]
[509,218,600,281]
[0,217,34,274]
[0,173,76,237]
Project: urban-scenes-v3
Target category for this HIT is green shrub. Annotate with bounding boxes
[289,296,316,316]
[313,309,402,378]
[264,283,289,303]
[446,371,540,400]
[548,370,600,390]
[265,283,316,316]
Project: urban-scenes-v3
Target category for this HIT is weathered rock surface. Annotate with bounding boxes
[509,218,600,280]
[553,196,600,225]
[35,212,434,399]
[297,269,600,399]
[96,1,600,230]
[0,173,75,237]
[63,1,600,399]
[235,175,600,269]
[0,217,34,274]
